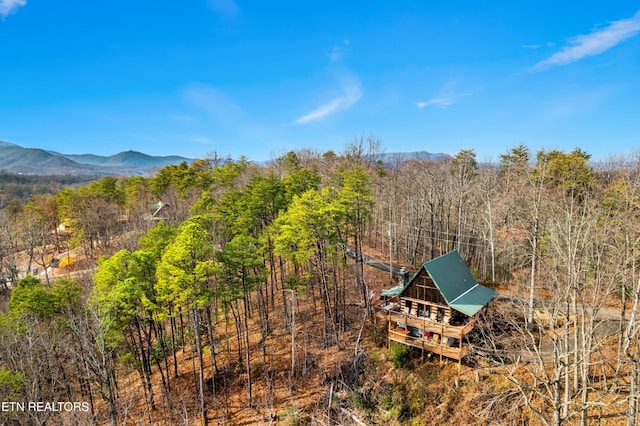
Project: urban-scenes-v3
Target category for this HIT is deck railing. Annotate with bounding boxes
[376,302,474,361]
[387,329,468,360]
[375,304,474,337]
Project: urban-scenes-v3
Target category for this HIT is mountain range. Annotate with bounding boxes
[0,141,192,176]
[0,140,452,177]
[372,151,450,164]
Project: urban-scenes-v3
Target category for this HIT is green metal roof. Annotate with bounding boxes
[380,285,405,297]
[420,251,496,317]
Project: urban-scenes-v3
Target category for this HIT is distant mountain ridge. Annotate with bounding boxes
[48,149,189,168]
[0,141,192,176]
[373,151,451,164]
[1,141,451,176]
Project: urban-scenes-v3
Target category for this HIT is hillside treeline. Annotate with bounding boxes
[1,140,640,425]
[0,171,94,210]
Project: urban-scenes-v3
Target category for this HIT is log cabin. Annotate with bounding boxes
[376,250,497,362]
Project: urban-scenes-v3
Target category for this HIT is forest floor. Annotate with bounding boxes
[3,244,633,425]
[83,255,398,425]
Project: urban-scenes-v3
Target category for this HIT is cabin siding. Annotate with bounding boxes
[376,251,496,362]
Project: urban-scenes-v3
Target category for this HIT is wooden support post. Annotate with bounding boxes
[422,316,426,358]
[440,323,443,363]
[387,310,391,349]
[458,328,463,369]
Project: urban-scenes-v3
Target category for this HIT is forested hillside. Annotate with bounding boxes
[0,171,95,210]
[1,140,640,425]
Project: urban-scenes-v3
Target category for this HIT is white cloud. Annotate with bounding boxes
[416,95,459,108]
[295,83,362,124]
[533,10,640,71]
[416,82,479,109]
[0,0,26,17]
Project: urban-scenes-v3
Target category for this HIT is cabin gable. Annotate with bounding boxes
[401,268,447,306]
[377,250,497,361]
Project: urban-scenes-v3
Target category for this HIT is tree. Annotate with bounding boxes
[335,167,374,317]
[451,149,477,254]
[156,216,216,426]
[216,234,267,407]
[274,188,342,348]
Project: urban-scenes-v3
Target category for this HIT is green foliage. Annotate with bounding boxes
[284,276,307,292]
[151,162,196,197]
[92,250,136,319]
[285,151,301,168]
[499,144,530,174]
[150,158,248,198]
[88,176,126,206]
[383,382,412,421]
[389,342,409,368]
[0,366,24,390]
[216,234,265,304]
[535,148,593,197]
[281,169,321,203]
[500,144,529,166]
[351,390,373,412]
[138,221,177,260]
[156,217,216,310]
[123,175,150,208]
[0,171,91,209]
[335,167,373,228]
[191,193,215,216]
[49,278,83,314]
[93,246,163,323]
[0,366,25,397]
[452,149,477,179]
[278,407,311,426]
[216,174,286,238]
[208,158,247,187]
[9,276,60,320]
[273,188,343,265]
[8,276,83,321]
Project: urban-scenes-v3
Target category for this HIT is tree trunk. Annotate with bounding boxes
[192,308,208,426]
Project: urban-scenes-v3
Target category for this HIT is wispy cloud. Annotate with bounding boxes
[416,82,480,109]
[328,47,343,63]
[294,81,362,124]
[0,0,26,18]
[191,137,215,145]
[168,114,198,123]
[182,83,242,121]
[416,95,460,108]
[544,85,615,120]
[327,40,350,63]
[208,0,240,19]
[522,42,555,50]
[533,10,640,71]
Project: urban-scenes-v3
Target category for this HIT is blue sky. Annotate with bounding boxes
[1,1,639,162]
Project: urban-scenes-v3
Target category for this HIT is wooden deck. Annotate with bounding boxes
[388,329,468,360]
[376,304,474,361]
[375,305,475,336]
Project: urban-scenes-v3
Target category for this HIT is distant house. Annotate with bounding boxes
[376,250,497,362]
[143,201,170,221]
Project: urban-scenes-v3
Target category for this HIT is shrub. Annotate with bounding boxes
[390,342,408,368]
